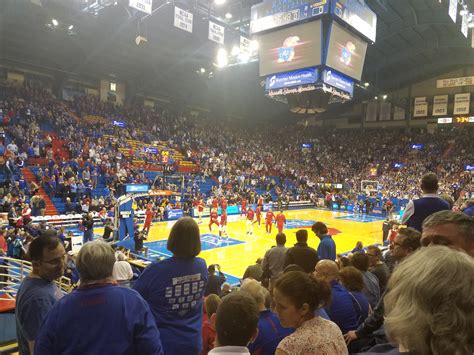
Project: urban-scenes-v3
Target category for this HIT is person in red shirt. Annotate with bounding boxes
[220,197,227,211]
[209,208,219,233]
[246,207,255,236]
[201,294,221,355]
[255,205,262,227]
[275,210,286,233]
[219,209,228,238]
[211,196,219,209]
[240,198,247,219]
[142,205,154,235]
[197,198,205,224]
[257,195,264,208]
[265,208,275,234]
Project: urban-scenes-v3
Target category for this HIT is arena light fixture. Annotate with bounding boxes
[382,95,387,100]
[216,48,228,68]
[200,68,206,73]
[225,12,232,19]
[68,24,74,30]
[374,96,378,100]
[364,82,370,87]
[231,46,240,56]
[214,0,226,5]
[52,18,58,26]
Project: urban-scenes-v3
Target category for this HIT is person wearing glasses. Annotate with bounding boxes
[15,233,66,355]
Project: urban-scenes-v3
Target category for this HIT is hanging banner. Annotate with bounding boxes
[240,36,250,54]
[461,12,469,38]
[129,0,152,15]
[413,97,428,117]
[209,21,225,44]
[449,0,457,23]
[174,6,193,33]
[393,106,406,121]
[436,76,474,88]
[453,93,470,115]
[379,101,391,121]
[365,101,377,122]
[432,95,448,116]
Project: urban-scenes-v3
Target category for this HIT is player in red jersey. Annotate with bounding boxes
[197,198,205,224]
[142,205,154,235]
[219,209,228,238]
[220,196,228,210]
[212,196,219,209]
[246,207,255,235]
[240,197,247,219]
[255,205,262,227]
[257,195,264,208]
[209,208,219,233]
[265,208,275,234]
[275,210,286,233]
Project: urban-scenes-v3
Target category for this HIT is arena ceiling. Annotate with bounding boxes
[1,0,474,117]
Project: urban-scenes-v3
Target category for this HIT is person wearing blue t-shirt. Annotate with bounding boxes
[35,241,163,355]
[312,222,336,261]
[16,235,65,355]
[134,217,208,355]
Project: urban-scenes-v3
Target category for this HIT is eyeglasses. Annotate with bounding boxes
[41,254,67,266]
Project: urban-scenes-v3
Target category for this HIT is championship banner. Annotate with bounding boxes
[379,101,391,121]
[461,12,469,38]
[436,76,474,88]
[453,93,470,115]
[432,95,448,116]
[129,0,152,15]
[393,106,406,121]
[365,101,377,122]
[240,36,250,54]
[413,97,428,117]
[174,6,193,33]
[449,0,457,23]
[209,21,225,44]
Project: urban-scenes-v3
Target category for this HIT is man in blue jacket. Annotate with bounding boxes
[312,221,336,261]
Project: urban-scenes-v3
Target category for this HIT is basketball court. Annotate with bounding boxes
[104,208,384,282]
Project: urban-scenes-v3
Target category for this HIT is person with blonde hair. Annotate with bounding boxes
[361,246,474,354]
[202,294,221,355]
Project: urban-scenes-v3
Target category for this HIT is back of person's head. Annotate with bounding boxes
[275,232,286,245]
[205,294,221,319]
[295,229,308,243]
[167,217,201,257]
[384,246,474,355]
[337,255,351,268]
[351,252,370,272]
[208,264,216,274]
[312,221,328,235]
[397,227,422,252]
[420,173,439,193]
[76,241,115,282]
[422,210,474,243]
[115,251,126,261]
[283,264,305,273]
[314,259,339,283]
[275,271,331,312]
[215,292,259,347]
[240,279,266,306]
[28,235,60,262]
[338,266,365,292]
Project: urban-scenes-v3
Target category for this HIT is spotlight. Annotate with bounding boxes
[216,48,228,68]
[225,12,232,19]
[374,96,378,100]
[52,19,58,26]
[382,95,387,100]
[364,82,370,87]
[231,46,240,56]
[200,68,206,73]
[68,25,74,30]
[214,0,225,4]
[135,35,148,45]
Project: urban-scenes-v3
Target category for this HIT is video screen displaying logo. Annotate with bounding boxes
[326,22,368,81]
[259,20,322,77]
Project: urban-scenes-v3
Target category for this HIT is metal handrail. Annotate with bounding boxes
[0,256,73,301]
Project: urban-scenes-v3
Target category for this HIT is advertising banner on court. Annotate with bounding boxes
[454,93,470,115]
[265,68,318,91]
[432,95,448,116]
[125,184,149,193]
[393,106,406,121]
[365,101,377,122]
[413,97,428,117]
[129,0,152,14]
[379,101,391,121]
[166,209,183,220]
[174,6,193,33]
[209,21,225,44]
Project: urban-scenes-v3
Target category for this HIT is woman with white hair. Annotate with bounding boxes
[34,241,163,354]
[112,250,133,286]
[361,246,474,355]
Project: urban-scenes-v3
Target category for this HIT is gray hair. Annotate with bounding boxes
[384,246,474,355]
[240,279,267,306]
[422,210,474,240]
[76,241,116,282]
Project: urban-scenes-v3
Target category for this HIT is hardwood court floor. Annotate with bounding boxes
[125,209,384,280]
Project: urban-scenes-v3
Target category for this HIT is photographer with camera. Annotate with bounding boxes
[205,264,226,296]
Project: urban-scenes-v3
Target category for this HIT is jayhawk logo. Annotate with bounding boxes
[278,36,300,63]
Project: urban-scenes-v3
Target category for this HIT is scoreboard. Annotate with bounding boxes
[250,0,329,34]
